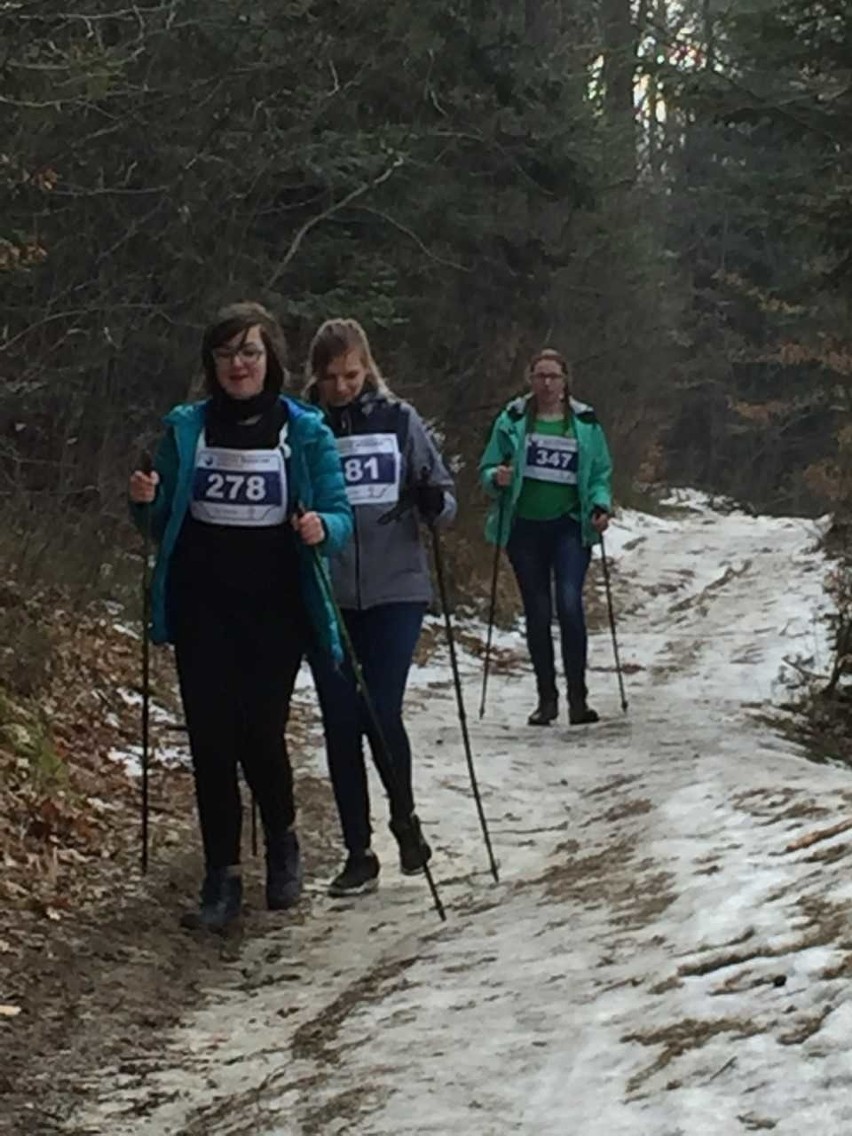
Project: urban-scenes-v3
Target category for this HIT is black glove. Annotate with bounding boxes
[414,483,445,523]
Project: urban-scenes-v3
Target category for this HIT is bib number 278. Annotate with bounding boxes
[201,472,275,504]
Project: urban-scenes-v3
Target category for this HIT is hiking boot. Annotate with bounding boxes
[528,697,558,726]
[265,829,303,910]
[180,867,242,932]
[327,851,381,898]
[568,684,599,725]
[389,813,432,875]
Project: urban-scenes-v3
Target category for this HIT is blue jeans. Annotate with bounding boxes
[310,602,427,854]
[507,515,591,701]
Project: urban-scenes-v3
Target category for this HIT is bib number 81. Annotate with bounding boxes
[344,456,381,484]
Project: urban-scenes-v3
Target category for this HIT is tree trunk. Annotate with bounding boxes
[525,0,561,44]
[601,0,636,185]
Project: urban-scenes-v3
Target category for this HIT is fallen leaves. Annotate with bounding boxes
[0,591,189,927]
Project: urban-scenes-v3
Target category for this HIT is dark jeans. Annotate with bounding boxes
[310,602,426,854]
[173,589,305,869]
[507,515,591,701]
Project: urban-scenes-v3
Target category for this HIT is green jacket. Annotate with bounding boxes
[130,397,353,660]
[478,395,613,547]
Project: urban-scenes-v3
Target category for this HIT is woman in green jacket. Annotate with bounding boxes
[129,302,353,932]
[479,349,612,727]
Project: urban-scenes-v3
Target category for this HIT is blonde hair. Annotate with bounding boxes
[303,318,391,402]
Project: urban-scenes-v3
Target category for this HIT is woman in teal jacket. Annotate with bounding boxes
[479,349,612,727]
[129,302,352,932]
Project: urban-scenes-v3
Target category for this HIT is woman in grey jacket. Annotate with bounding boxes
[306,318,456,897]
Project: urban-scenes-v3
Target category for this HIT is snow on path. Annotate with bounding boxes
[72,496,852,1136]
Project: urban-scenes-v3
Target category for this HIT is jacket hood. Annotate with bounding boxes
[505,393,596,420]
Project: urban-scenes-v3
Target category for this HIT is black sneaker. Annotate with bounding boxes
[389,813,432,875]
[180,868,242,932]
[327,851,380,897]
[528,698,558,726]
[265,830,303,910]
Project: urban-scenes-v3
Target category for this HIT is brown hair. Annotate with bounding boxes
[527,347,573,423]
[303,318,390,402]
[201,301,289,395]
[528,348,572,382]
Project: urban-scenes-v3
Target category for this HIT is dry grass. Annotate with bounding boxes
[623,1017,765,1095]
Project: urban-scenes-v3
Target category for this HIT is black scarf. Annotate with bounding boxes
[207,382,280,428]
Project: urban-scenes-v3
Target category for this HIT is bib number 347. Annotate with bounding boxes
[524,433,578,484]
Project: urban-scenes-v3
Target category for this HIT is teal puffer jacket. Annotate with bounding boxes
[130,397,353,660]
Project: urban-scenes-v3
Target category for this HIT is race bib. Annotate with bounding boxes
[337,433,400,507]
[190,431,288,527]
[524,433,578,484]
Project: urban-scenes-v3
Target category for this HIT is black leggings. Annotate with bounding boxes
[173,591,306,869]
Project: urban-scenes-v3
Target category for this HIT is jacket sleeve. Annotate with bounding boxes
[587,422,613,514]
[306,417,354,554]
[404,406,457,526]
[128,428,179,543]
[478,411,513,498]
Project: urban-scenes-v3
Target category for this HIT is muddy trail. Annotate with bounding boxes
[4,493,850,1135]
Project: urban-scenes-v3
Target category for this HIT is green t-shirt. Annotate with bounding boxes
[515,417,581,522]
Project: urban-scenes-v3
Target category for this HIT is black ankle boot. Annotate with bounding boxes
[528,695,558,726]
[180,867,242,932]
[389,813,432,875]
[568,682,599,725]
[265,829,303,910]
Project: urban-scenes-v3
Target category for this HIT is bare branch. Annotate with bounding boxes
[267,157,405,286]
[353,207,471,273]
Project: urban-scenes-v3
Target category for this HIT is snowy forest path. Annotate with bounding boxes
[71,499,852,1136]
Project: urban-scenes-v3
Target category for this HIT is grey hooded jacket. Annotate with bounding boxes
[322,389,457,610]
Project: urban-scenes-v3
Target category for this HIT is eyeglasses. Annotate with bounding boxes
[531,371,564,381]
[213,344,266,364]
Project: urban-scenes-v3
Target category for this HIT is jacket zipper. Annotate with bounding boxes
[342,407,364,611]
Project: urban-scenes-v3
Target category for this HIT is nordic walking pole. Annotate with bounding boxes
[139,450,154,874]
[598,529,628,713]
[479,482,507,720]
[298,509,446,921]
[427,518,500,883]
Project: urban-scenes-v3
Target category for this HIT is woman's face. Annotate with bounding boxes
[318,349,368,408]
[213,325,267,400]
[529,358,566,411]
